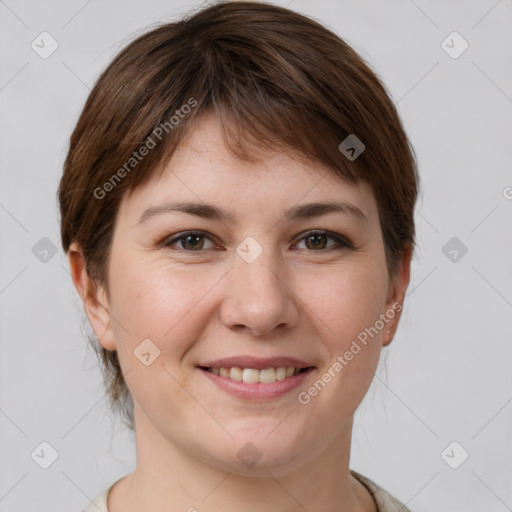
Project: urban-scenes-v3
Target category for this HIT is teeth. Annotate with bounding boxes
[276,367,286,381]
[229,367,243,381]
[242,368,259,384]
[259,367,276,383]
[208,366,303,383]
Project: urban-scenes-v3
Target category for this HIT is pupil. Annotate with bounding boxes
[185,235,202,249]
[308,234,325,249]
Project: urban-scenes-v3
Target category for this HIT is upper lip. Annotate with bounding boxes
[199,356,313,370]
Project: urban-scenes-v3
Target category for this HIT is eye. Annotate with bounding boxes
[161,230,352,252]
[162,231,217,251]
[294,230,353,251]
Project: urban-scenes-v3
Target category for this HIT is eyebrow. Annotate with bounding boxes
[136,200,368,226]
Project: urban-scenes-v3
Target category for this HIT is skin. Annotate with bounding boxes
[68,110,411,512]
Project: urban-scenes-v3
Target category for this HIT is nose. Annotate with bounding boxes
[219,249,301,337]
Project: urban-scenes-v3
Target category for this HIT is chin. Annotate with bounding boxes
[203,427,310,477]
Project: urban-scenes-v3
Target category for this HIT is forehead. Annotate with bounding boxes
[119,111,378,225]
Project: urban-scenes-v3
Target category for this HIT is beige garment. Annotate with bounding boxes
[351,469,412,512]
[79,469,412,512]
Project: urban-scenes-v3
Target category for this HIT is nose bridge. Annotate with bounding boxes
[233,240,284,302]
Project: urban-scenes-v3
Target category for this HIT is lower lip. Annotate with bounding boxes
[199,368,314,400]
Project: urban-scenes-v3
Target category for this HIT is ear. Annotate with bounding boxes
[382,244,412,347]
[67,241,116,351]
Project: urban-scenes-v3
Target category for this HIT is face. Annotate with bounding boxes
[75,110,410,477]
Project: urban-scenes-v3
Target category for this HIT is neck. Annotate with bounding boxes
[109,406,374,512]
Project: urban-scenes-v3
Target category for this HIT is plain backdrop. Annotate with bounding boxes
[1,1,511,511]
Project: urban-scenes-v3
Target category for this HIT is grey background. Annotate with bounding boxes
[1,1,511,511]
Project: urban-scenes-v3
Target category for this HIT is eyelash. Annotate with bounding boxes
[161,230,354,253]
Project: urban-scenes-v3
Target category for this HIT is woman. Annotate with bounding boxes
[59,2,419,511]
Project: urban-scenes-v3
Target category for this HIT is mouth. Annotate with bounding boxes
[197,356,315,400]
[199,365,309,383]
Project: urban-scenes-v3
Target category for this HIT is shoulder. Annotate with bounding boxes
[75,481,113,512]
[350,469,412,512]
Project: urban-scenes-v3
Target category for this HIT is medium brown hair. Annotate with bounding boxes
[58,1,419,430]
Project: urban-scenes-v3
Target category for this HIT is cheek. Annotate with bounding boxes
[109,257,220,361]
[107,261,214,414]
[301,263,386,390]
[302,261,389,348]
[294,271,385,420]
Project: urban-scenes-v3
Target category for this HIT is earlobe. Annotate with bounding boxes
[67,242,117,351]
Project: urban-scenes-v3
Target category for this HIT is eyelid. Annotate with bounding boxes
[161,230,219,250]
[294,230,354,250]
[162,229,354,252]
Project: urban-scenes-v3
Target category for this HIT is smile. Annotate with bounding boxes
[198,361,315,400]
[204,366,306,383]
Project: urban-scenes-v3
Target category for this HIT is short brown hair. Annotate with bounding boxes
[58,1,419,430]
